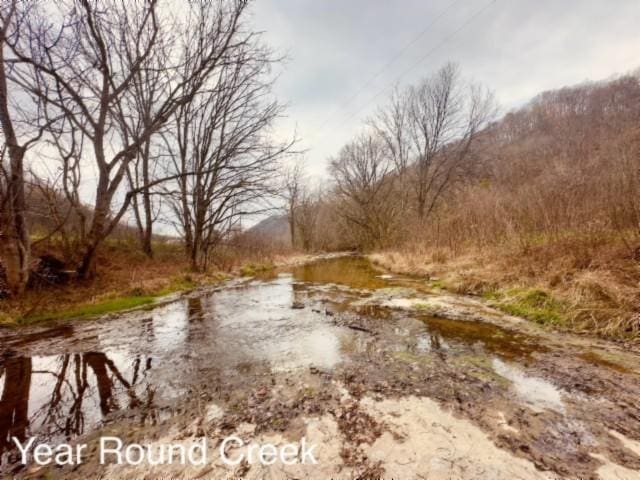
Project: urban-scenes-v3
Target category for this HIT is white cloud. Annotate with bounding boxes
[252,0,640,177]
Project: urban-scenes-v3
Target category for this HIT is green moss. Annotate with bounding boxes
[478,178,491,189]
[428,279,446,290]
[239,265,255,276]
[375,287,417,298]
[270,417,287,430]
[452,354,510,385]
[393,350,433,365]
[484,287,567,326]
[414,301,437,313]
[20,295,156,324]
[298,386,316,399]
[0,311,16,326]
[16,272,228,326]
[156,275,196,296]
[579,350,639,374]
[239,262,274,277]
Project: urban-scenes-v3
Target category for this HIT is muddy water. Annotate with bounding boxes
[0,274,348,466]
[1,256,640,478]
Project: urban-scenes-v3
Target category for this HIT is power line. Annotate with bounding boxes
[311,0,498,144]
[310,0,464,134]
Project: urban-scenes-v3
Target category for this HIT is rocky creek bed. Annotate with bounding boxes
[1,256,639,479]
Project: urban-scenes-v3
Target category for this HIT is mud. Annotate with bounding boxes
[1,256,640,479]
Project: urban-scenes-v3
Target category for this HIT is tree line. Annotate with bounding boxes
[284,63,496,251]
[3,1,638,297]
[284,66,640,257]
[0,0,294,295]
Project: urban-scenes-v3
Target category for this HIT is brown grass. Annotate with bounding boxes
[1,241,190,323]
[364,77,640,340]
[370,235,640,339]
[0,238,286,325]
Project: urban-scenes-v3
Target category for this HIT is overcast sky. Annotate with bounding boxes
[251,0,640,178]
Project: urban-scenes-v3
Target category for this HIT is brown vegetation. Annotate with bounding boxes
[286,69,640,338]
[1,240,189,324]
[2,0,638,339]
[0,232,291,324]
[1,0,295,292]
[383,74,640,337]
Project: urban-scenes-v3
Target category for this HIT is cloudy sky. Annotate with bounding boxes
[251,0,640,178]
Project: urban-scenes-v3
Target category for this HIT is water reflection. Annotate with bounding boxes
[418,315,547,361]
[0,352,155,465]
[492,358,565,412]
[0,273,346,469]
[0,356,30,461]
[0,256,571,472]
[291,256,389,290]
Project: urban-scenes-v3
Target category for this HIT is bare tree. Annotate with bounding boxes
[164,39,294,271]
[406,63,495,219]
[4,0,255,278]
[127,135,164,258]
[295,185,321,251]
[369,86,412,211]
[124,40,170,259]
[282,162,304,248]
[281,162,321,251]
[330,133,398,249]
[0,0,48,294]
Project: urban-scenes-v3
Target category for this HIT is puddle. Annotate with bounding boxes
[491,358,565,413]
[0,352,158,463]
[578,351,631,374]
[290,256,389,290]
[419,316,547,361]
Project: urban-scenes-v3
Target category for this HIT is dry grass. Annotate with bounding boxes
[1,240,219,325]
[370,236,640,339]
[0,237,302,325]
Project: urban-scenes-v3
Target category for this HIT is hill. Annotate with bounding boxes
[246,214,292,248]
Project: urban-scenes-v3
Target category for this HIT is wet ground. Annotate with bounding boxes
[1,256,640,479]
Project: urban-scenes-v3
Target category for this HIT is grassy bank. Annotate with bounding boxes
[8,272,233,325]
[0,240,337,327]
[369,238,639,339]
[0,240,281,327]
[1,267,230,327]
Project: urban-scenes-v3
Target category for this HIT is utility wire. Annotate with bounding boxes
[310,0,498,143]
[310,0,464,134]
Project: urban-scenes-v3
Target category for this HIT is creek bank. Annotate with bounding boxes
[368,251,640,341]
[2,256,640,479]
[0,252,353,327]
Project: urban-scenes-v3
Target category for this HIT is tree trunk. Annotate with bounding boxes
[0,34,31,295]
[130,186,153,258]
[189,242,203,272]
[289,218,295,247]
[84,353,115,415]
[140,140,154,258]
[0,356,32,452]
[141,229,153,258]
[288,207,295,248]
[77,192,110,279]
[77,240,99,279]
[0,231,28,294]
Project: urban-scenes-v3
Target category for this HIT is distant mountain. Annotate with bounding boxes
[246,214,291,247]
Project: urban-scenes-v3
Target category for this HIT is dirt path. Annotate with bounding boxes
[1,256,639,479]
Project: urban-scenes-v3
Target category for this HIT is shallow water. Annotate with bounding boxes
[0,256,638,475]
[417,315,548,361]
[491,358,565,412]
[0,272,349,467]
[290,256,389,289]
